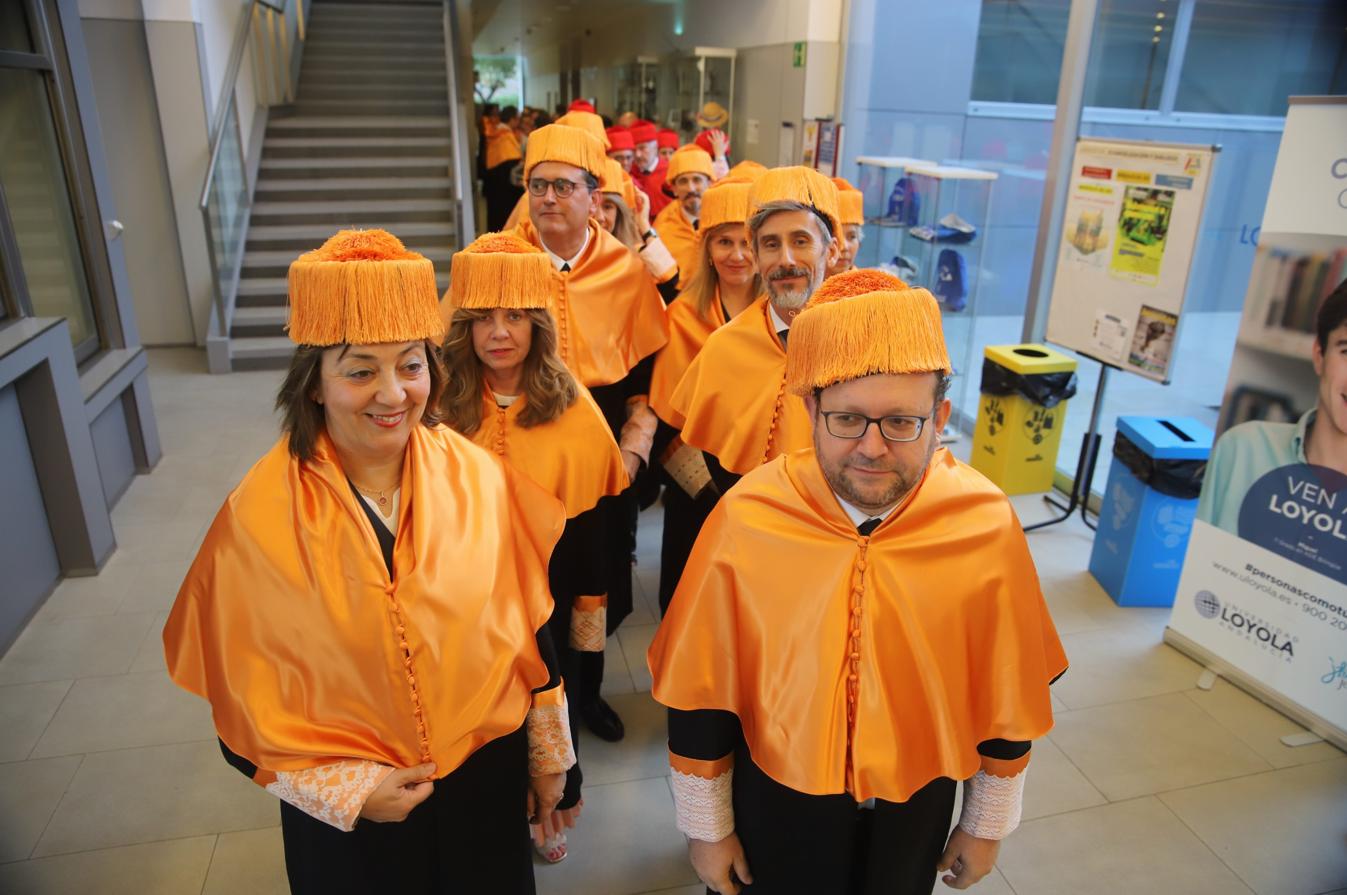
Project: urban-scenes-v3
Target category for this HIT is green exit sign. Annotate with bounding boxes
[792,42,806,67]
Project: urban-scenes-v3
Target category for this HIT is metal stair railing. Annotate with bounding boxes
[200,0,308,373]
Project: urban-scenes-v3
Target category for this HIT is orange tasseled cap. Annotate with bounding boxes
[449,231,557,311]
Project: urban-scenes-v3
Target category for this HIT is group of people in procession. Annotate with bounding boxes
[164,96,1067,894]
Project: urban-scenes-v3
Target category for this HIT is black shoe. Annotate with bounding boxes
[580,697,625,742]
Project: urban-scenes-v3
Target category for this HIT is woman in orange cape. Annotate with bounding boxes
[163,231,573,893]
[648,173,762,613]
[440,232,629,863]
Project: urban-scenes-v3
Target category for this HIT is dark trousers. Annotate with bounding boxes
[280,727,534,895]
[724,751,956,895]
[483,161,523,232]
[657,483,720,614]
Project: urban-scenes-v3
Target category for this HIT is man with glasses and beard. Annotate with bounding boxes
[650,285,1067,895]
[500,123,669,743]
[662,166,841,502]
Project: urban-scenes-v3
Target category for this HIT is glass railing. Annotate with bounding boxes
[199,0,307,344]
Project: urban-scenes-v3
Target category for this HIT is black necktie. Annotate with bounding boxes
[857,517,882,537]
[777,328,789,349]
[561,262,571,273]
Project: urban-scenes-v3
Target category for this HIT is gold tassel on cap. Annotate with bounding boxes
[814,268,908,300]
[784,288,951,395]
[727,160,768,181]
[832,177,864,227]
[524,123,607,179]
[666,145,715,183]
[698,174,755,235]
[748,166,842,239]
[286,229,444,346]
[599,157,639,212]
[555,110,611,149]
[449,231,557,311]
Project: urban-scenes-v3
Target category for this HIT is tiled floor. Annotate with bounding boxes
[0,347,1343,895]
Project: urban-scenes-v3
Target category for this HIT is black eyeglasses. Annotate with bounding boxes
[527,177,588,199]
[819,411,931,443]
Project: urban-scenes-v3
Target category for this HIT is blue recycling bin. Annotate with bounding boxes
[1089,416,1213,607]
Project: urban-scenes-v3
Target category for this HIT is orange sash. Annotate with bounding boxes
[164,425,564,778]
[649,291,726,425]
[485,122,522,170]
[653,200,699,289]
[667,295,812,474]
[471,387,628,518]
[514,219,669,388]
[648,447,1067,802]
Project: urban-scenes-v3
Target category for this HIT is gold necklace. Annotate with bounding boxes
[351,481,394,508]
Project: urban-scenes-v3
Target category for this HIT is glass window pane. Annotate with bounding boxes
[972,0,1176,110]
[1176,0,1347,117]
[0,68,97,348]
[0,3,34,53]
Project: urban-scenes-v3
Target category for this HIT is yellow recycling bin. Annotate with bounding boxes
[971,344,1077,495]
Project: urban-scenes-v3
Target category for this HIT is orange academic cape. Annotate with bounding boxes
[484,121,522,170]
[648,447,1068,803]
[513,219,669,388]
[470,386,628,518]
[163,425,565,780]
[652,200,699,290]
[649,290,727,425]
[665,295,812,475]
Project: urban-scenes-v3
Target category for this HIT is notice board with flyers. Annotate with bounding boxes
[1045,138,1218,383]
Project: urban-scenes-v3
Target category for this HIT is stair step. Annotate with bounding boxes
[299,66,445,82]
[242,244,453,278]
[246,220,454,250]
[248,196,456,227]
[262,136,451,159]
[260,156,448,179]
[293,99,449,116]
[305,26,442,42]
[254,175,452,201]
[267,116,449,139]
[301,37,444,52]
[299,82,448,98]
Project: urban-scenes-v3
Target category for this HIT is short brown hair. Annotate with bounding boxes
[275,340,449,460]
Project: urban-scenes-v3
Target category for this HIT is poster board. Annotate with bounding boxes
[1167,97,1347,750]
[1044,138,1217,383]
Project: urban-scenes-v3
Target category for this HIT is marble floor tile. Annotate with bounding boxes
[1184,679,1346,769]
[35,740,277,856]
[617,623,659,692]
[0,835,216,895]
[117,558,192,615]
[534,777,698,895]
[577,690,669,787]
[128,612,170,673]
[31,670,213,758]
[1022,733,1108,820]
[600,635,636,697]
[0,755,82,862]
[1050,692,1271,801]
[1160,759,1347,895]
[997,796,1255,895]
[1050,623,1204,709]
[0,679,71,762]
[203,826,288,895]
[0,612,156,685]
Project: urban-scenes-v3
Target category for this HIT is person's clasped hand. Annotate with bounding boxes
[937,827,1000,889]
[527,771,567,836]
[358,762,436,823]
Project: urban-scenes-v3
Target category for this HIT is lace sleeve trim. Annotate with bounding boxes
[570,594,607,652]
[265,760,393,832]
[527,696,577,777]
[671,766,735,843]
[957,767,1027,841]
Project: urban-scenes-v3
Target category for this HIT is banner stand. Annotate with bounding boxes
[1025,362,1112,532]
[1164,628,1347,751]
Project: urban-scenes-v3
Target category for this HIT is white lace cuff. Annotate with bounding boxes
[638,236,678,282]
[526,694,577,776]
[570,595,607,652]
[671,767,735,842]
[957,767,1026,840]
[619,402,658,466]
[265,760,393,832]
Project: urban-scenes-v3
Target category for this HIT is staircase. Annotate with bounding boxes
[229,0,457,369]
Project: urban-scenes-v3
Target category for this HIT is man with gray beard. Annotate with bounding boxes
[661,166,842,521]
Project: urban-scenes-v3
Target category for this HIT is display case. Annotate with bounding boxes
[853,156,934,271]
[669,47,735,140]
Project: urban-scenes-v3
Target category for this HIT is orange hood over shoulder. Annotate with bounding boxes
[163,425,564,778]
[648,447,1067,802]
[471,386,628,518]
[649,290,727,425]
[514,219,669,388]
[667,295,812,474]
